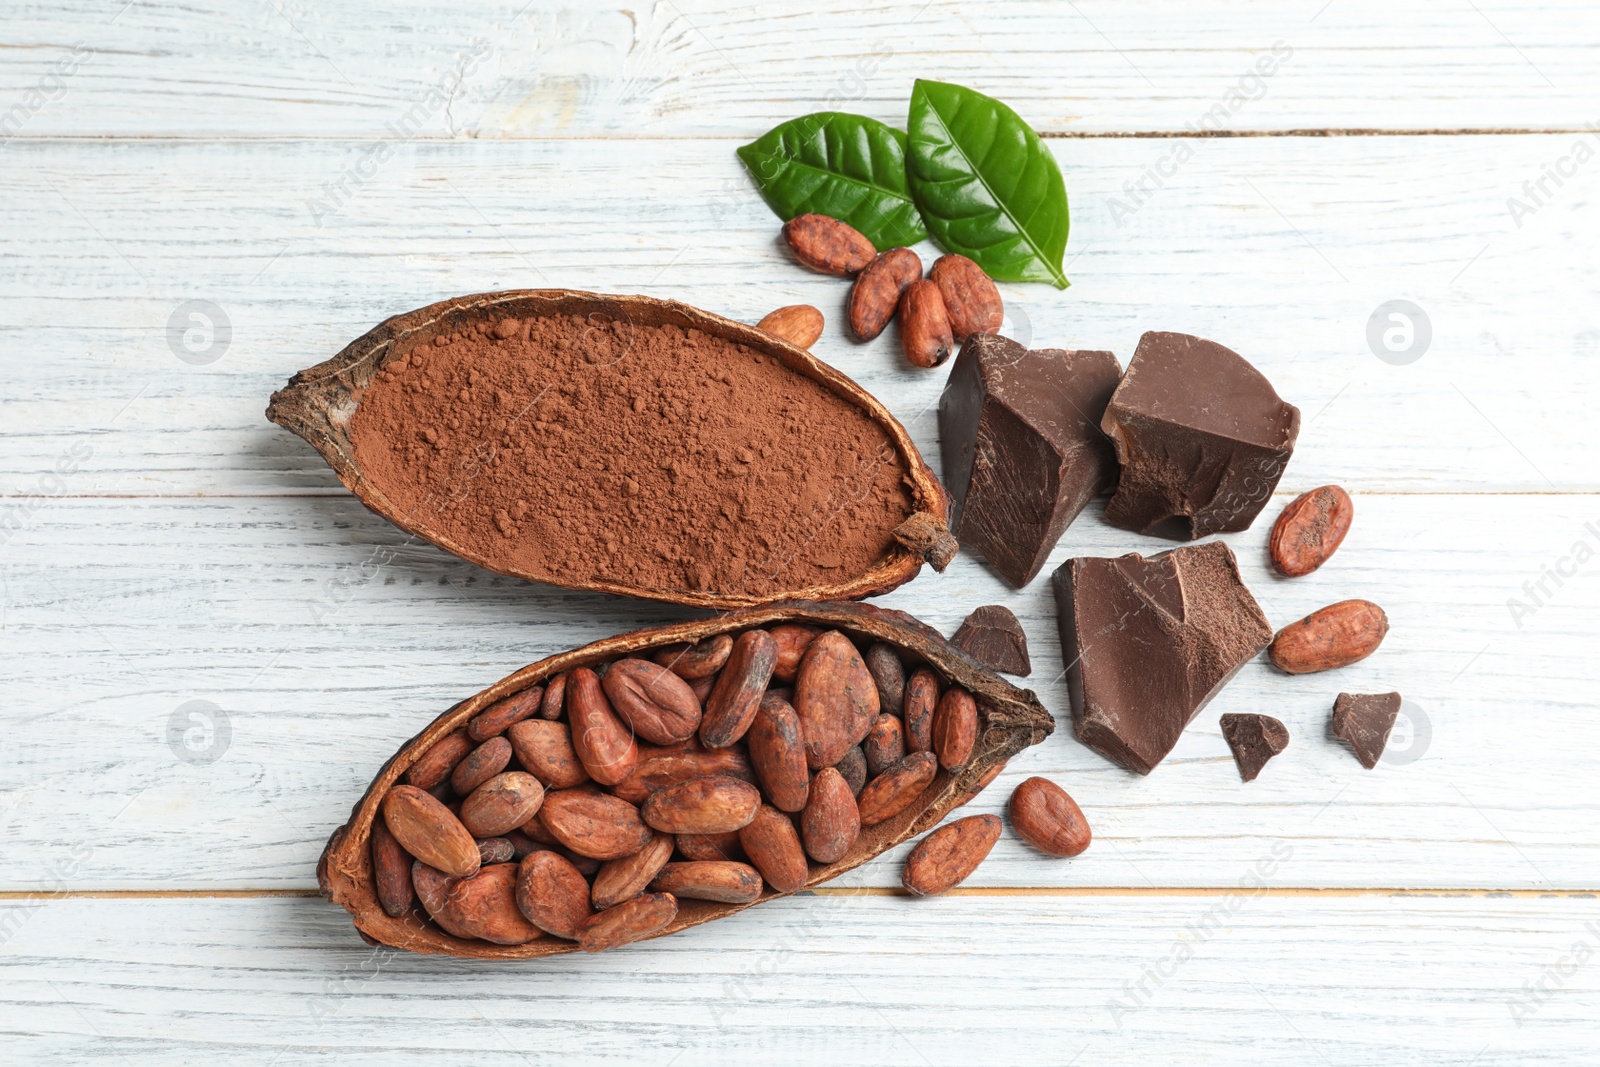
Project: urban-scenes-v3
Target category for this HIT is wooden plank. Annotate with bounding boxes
[3,1,1597,139]
[2,893,1596,1064]
[2,491,1593,891]
[0,134,1593,495]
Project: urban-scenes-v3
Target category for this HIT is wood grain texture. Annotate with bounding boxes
[2,1,1596,138]
[0,135,1594,495]
[2,893,1597,1064]
[3,492,1593,891]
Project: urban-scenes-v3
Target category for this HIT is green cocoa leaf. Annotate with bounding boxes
[906,80,1070,288]
[736,112,928,251]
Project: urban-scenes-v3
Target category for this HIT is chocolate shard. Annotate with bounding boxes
[1052,541,1272,775]
[1330,692,1401,769]
[950,605,1031,676]
[939,333,1121,588]
[1219,713,1289,782]
[1101,331,1300,540]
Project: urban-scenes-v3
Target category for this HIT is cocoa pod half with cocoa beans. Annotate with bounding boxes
[318,601,1052,959]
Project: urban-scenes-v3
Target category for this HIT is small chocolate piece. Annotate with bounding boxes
[1102,331,1300,540]
[1219,713,1289,782]
[939,333,1121,588]
[950,605,1031,676]
[1331,692,1402,769]
[1052,541,1272,775]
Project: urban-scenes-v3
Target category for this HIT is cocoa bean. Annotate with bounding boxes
[1269,600,1389,674]
[653,634,733,680]
[439,863,544,945]
[898,279,953,368]
[538,788,653,860]
[610,747,755,806]
[469,686,544,742]
[738,804,809,894]
[903,667,940,753]
[781,213,875,276]
[577,891,678,953]
[800,766,860,865]
[382,784,481,879]
[641,775,762,835]
[411,861,469,937]
[954,760,1006,809]
[1270,485,1353,577]
[651,860,764,904]
[566,667,639,785]
[405,730,473,791]
[746,693,810,813]
[539,672,567,721]
[928,253,1003,341]
[835,745,868,797]
[1008,776,1091,858]
[701,629,779,748]
[768,623,821,683]
[932,687,978,770]
[864,642,906,719]
[856,751,938,827]
[370,815,415,918]
[460,772,545,839]
[506,719,591,790]
[689,673,716,703]
[451,736,513,797]
[602,657,703,745]
[676,831,745,862]
[794,631,880,769]
[863,713,906,777]
[515,850,594,940]
[758,305,825,349]
[902,814,1001,897]
[476,837,516,865]
[849,247,922,341]
[591,831,675,910]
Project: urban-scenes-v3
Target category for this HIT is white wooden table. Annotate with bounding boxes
[4,2,1598,1062]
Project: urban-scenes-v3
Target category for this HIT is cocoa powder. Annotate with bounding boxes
[349,313,914,599]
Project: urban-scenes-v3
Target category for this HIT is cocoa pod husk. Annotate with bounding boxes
[319,601,1052,959]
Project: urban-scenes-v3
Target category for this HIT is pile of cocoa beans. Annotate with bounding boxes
[762,213,1004,369]
[373,625,1001,952]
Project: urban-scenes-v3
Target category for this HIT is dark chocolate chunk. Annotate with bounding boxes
[939,333,1121,587]
[1052,541,1272,775]
[1102,331,1300,540]
[1219,713,1289,782]
[950,605,1031,676]
[1330,692,1401,769]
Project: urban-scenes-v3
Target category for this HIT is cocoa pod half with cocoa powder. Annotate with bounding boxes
[318,601,1052,959]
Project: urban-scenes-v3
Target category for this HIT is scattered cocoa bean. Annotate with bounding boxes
[758,305,825,349]
[928,253,1003,341]
[1269,599,1389,674]
[1270,485,1353,577]
[849,247,922,341]
[781,213,875,276]
[902,814,1001,897]
[898,279,954,368]
[1008,776,1091,858]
